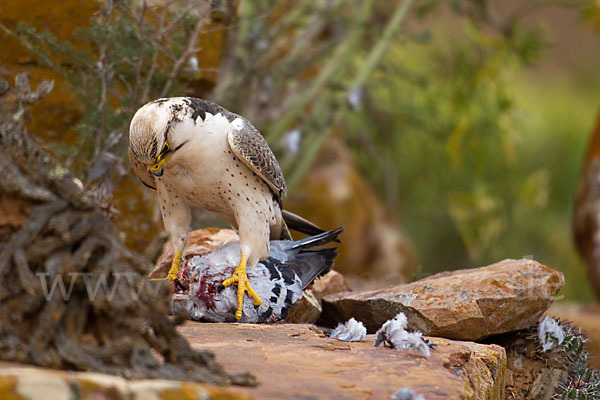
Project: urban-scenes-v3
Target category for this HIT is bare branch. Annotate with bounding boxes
[0,22,57,71]
[129,1,149,114]
[140,3,169,103]
[159,10,207,98]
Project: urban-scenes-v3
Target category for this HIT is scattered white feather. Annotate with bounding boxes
[330,318,367,342]
[391,387,425,400]
[256,39,268,50]
[374,313,431,357]
[282,129,301,156]
[187,55,199,72]
[230,117,244,131]
[538,316,565,352]
[347,86,363,110]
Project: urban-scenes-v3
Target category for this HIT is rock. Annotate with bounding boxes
[0,363,251,400]
[548,303,600,369]
[149,228,239,279]
[285,136,417,285]
[285,290,322,324]
[285,270,351,324]
[573,112,600,300]
[322,259,564,340]
[309,270,352,302]
[181,322,506,399]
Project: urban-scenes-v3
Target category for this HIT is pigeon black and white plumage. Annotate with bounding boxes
[172,228,343,323]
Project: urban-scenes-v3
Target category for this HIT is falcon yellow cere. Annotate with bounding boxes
[148,141,170,176]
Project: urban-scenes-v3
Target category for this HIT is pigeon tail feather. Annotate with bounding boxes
[285,228,343,288]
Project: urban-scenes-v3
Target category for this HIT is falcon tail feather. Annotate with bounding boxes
[282,210,340,241]
[284,227,343,288]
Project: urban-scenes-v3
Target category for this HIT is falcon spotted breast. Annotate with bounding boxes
[128,97,324,320]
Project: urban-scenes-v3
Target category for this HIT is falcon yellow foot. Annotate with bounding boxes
[150,250,184,289]
[222,253,263,320]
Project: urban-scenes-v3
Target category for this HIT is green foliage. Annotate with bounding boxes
[347,17,541,261]
[10,0,209,179]
[212,0,416,190]
[344,0,597,300]
[583,0,600,35]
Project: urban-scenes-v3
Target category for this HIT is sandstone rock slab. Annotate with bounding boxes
[310,270,352,301]
[286,271,351,324]
[0,363,252,400]
[284,289,322,324]
[322,259,564,340]
[181,322,506,399]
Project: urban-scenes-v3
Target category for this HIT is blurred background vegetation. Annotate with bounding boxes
[1,0,599,301]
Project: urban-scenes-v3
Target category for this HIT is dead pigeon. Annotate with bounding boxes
[172,228,342,323]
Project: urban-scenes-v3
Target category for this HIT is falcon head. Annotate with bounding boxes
[129,98,194,177]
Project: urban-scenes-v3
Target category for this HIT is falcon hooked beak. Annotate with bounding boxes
[148,141,171,177]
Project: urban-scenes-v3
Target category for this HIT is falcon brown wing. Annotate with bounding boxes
[227,120,287,199]
[128,146,156,190]
[181,97,287,198]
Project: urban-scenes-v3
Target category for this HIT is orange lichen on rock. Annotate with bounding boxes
[0,0,94,146]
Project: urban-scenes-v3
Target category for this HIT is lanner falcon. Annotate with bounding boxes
[128,97,324,320]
